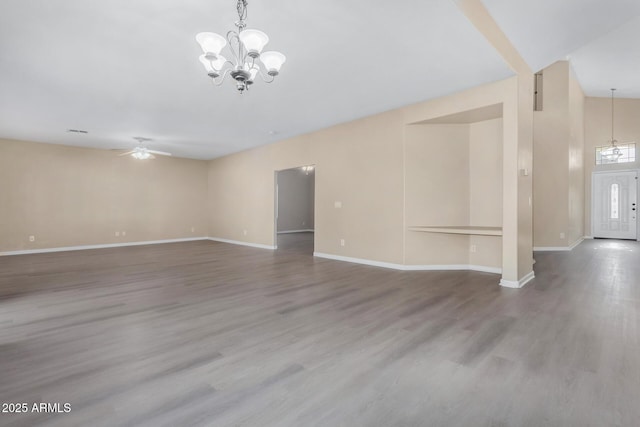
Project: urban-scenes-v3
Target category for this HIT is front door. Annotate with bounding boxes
[592,171,638,239]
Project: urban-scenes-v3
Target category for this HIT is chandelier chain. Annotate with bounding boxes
[611,88,616,146]
[236,0,248,28]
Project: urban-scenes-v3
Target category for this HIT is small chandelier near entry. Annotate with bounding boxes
[602,88,623,161]
[195,0,286,94]
[301,165,314,175]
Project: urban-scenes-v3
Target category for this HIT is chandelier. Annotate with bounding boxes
[601,88,623,161]
[195,0,286,94]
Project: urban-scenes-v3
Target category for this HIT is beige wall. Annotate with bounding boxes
[0,138,208,252]
[276,168,314,232]
[1,78,535,284]
[532,61,585,248]
[584,97,640,235]
[469,118,503,268]
[404,124,471,265]
[404,76,531,283]
[404,118,502,269]
[533,62,570,247]
[209,77,533,283]
[208,110,406,262]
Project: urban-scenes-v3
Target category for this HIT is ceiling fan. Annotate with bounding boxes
[117,137,172,160]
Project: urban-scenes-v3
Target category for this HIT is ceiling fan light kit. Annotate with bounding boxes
[131,147,153,160]
[196,0,286,94]
[117,138,172,160]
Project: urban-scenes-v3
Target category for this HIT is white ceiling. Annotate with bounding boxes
[568,15,640,98]
[0,1,639,160]
[482,0,640,98]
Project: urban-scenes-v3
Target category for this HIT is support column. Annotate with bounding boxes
[455,0,535,287]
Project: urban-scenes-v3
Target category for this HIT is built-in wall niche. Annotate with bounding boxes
[404,103,503,271]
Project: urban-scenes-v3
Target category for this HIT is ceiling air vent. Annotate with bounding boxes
[67,129,88,134]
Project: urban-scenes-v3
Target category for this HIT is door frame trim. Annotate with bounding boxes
[274,165,317,251]
[591,169,639,241]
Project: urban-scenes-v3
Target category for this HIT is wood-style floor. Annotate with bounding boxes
[0,236,638,426]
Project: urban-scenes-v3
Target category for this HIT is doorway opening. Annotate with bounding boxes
[275,165,315,254]
[592,170,638,240]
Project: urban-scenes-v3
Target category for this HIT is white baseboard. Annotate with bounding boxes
[403,264,502,274]
[499,271,535,289]
[313,252,501,274]
[0,237,209,257]
[313,252,403,270]
[569,238,584,250]
[277,229,314,234]
[534,237,584,252]
[208,237,276,250]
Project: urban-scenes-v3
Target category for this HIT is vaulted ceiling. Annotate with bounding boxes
[0,0,639,159]
[482,0,640,97]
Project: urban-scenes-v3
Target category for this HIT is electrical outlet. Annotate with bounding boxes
[560,232,565,239]
[191,227,195,233]
[340,239,345,247]
[470,244,477,253]
[29,235,35,242]
[115,231,120,237]
[122,231,126,237]
[334,201,342,208]
[243,230,248,236]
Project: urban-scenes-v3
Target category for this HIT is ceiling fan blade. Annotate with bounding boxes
[147,149,172,156]
[117,150,136,156]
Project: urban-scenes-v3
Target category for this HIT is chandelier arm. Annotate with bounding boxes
[226,30,243,65]
[256,68,275,84]
[207,58,234,73]
[210,69,233,86]
[215,59,235,72]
